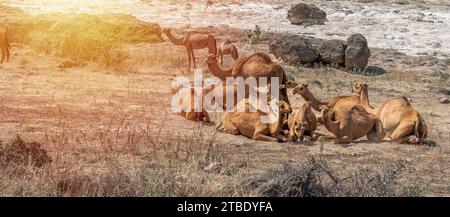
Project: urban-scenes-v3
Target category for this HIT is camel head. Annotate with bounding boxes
[352,82,368,95]
[292,84,309,95]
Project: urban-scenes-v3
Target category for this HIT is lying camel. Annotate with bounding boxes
[0,29,10,63]
[207,53,290,105]
[287,102,317,142]
[353,82,428,144]
[171,84,210,123]
[162,28,217,72]
[321,105,385,144]
[217,40,239,66]
[216,98,291,142]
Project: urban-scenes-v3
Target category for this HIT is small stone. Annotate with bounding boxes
[439,97,449,104]
[204,162,222,173]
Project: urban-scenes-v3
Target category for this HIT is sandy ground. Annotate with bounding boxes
[4,0,450,58]
[0,0,449,196]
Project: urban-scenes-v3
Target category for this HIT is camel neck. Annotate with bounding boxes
[302,91,323,112]
[208,61,232,80]
[360,90,375,112]
[164,31,184,45]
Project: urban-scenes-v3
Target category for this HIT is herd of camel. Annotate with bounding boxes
[0,27,429,145]
[164,28,429,145]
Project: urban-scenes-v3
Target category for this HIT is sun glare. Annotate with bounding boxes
[9,0,130,14]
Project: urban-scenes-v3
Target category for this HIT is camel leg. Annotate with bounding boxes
[390,121,418,144]
[6,46,10,62]
[1,48,5,63]
[217,120,239,135]
[335,115,353,144]
[190,48,197,70]
[254,124,286,142]
[218,50,223,66]
[185,46,191,72]
[201,109,211,124]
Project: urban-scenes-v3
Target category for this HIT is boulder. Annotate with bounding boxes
[440,97,449,104]
[345,33,371,70]
[319,39,346,65]
[287,3,327,26]
[269,35,319,65]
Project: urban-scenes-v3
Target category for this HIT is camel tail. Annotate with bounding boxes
[374,118,386,141]
[414,115,428,141]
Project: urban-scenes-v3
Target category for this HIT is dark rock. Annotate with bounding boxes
[365,65,386,75]
[287,3,327,26]
[269,35,319,65]
[319,39,346,65]
[345,33,371,70]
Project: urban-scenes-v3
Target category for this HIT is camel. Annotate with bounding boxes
[352,83,428,144]
[171,84,210,123]
[206,53,290,105]
[0,29,10,64]
[162,28,217,72]
[217,40,239,66]
[287,102,318,142]
[321,105,385,144]
[216,98,291,142]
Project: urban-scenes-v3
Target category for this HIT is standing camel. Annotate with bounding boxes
[217,40,239,66]
[0,29,10,64]
[162,28,217,72]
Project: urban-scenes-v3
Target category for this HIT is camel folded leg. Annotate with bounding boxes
[390,121,417,144]
[1,48,5,63]
[253,124,285,142]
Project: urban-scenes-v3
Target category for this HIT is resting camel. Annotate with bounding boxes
[206,53,290,105]
[0,29,10,63]
[292,83,360,123]
[287,102,317,142]
[171,84,210,123]
[321,105,385,144]
[217,40,239,66]
[216,98,291,142]
[162,28,217,72]
[352,82,428,144]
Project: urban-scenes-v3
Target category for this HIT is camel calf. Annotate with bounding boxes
[216,98,291,142]
[217,40,238,66]
[0,29,10,63]
[287,102,317,142]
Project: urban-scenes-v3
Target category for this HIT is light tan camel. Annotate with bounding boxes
[352,82,376,115]
[287,102,318,142]
[216,98,291,142]
[218,40,239,66]
[352,83,428,144]
[162,28,217,72]
[321,105,385,144]
[171,85,210,123]
[206,53,290,105]
[0,29,10,64]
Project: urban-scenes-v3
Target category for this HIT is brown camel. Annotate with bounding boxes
[162,28,217,72]
[206,53,290,105]
[287,102,317,142]
[352,82,428,144]
[0,29,10,64]
[217,40,239,66]
[321,105,385,144]
[216,98,291,142]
